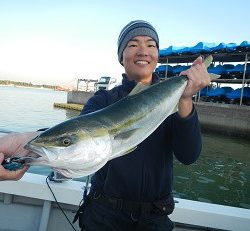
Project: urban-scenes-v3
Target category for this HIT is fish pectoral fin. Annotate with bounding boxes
[114,128,140,140]
[110,146,138,160]
[128,82,150,96]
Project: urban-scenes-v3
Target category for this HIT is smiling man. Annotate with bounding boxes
[74,20,210,231]
[0,20,210,230]
[118,21,159,86]
[121,35,158,85]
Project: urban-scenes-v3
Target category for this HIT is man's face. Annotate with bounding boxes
[122,36,158,84]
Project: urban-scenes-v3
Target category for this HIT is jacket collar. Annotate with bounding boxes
[121,73,160,93]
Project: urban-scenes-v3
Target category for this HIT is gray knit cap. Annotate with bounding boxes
[117,20,159,64]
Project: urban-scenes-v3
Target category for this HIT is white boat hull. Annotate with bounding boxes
[0,173,249,231]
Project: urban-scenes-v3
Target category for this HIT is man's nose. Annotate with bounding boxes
[136,45,148,56]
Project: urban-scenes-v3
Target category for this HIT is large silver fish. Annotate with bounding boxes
[24,55,217,178]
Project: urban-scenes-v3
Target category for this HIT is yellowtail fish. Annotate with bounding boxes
[20,55,217,178]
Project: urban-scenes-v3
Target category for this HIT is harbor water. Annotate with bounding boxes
[0,86,249,209]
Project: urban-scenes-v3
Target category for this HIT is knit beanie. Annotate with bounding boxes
[117,20,159,64]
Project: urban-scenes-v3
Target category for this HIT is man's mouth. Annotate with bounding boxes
[135,60,149,65]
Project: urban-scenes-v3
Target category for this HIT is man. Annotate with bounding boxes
[0,20,210,231]
[0,132,34,180]
[75,20,210,230]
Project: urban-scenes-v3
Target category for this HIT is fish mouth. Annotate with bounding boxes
[25,142,44,156]
[24,141,56,161]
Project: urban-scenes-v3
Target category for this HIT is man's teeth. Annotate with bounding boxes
[136,61,148,64]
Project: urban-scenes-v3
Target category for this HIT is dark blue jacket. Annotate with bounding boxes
[80,74,202,202]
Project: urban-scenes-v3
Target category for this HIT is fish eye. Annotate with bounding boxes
[62,138,71,146]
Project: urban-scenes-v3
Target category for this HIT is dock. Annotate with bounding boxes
[53,91,250,139]
[54,102,83,111]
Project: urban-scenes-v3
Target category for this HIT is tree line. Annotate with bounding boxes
[0,80,56,89]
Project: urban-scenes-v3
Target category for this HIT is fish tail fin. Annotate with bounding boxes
[203,55,213,68]
[203,55,221,80]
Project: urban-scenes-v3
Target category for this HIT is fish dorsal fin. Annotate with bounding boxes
[128,82,150,96]
[114,128,140,140]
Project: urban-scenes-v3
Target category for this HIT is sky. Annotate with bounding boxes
[0,0,249,86]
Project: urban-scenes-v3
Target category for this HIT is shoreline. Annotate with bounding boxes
[0,84,55,90]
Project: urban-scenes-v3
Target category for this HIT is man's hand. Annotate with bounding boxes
[0,131,39,181]
[178,56,210,118]
[0,153,28,180]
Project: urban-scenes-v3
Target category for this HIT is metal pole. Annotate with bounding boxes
[76,79,79,91]
[240,54,248,105]
[165,58,168,79]
[197,90,201,102]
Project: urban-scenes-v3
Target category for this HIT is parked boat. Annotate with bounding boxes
[226,87,250,99]
[226,87,250,105]
[157,63,250,81]
[159,41,250,57]
[205,87,233,103]
[199,86,233,103]
[237,40,250,52]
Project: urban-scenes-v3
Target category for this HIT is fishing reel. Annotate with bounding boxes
[2,157,27,171]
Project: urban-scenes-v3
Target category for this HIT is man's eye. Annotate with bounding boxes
[128,44,137,47]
